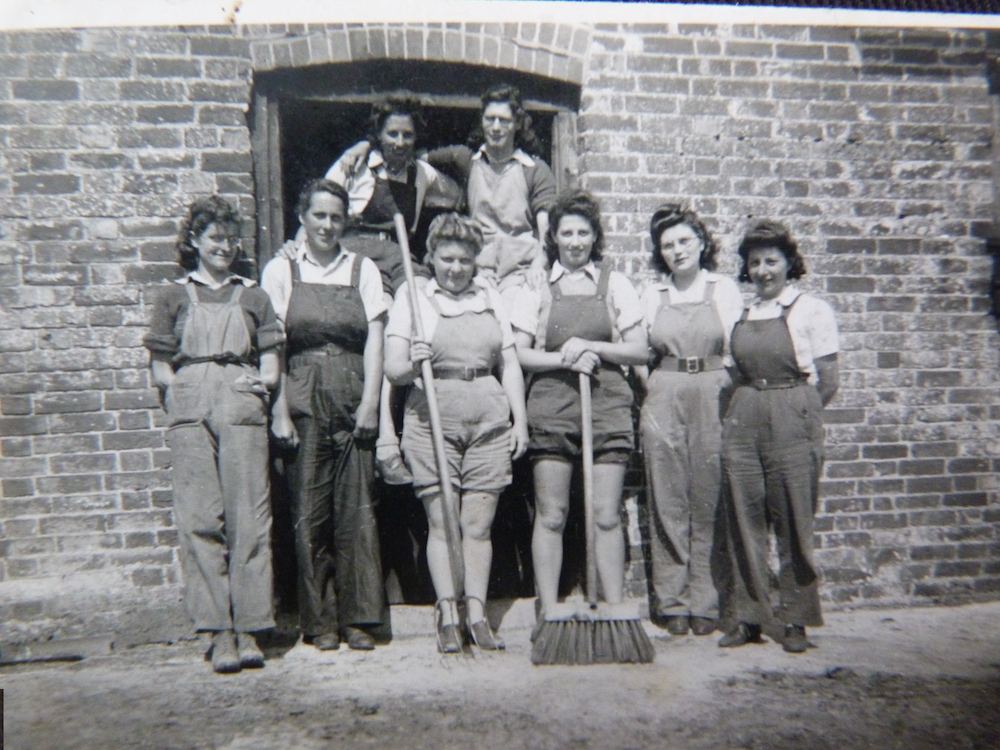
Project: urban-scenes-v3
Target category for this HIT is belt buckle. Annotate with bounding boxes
[684,357,701,374]
[462,366,476,381]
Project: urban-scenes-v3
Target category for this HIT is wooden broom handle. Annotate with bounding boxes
[393,214,465,599]
[580,372,597,608]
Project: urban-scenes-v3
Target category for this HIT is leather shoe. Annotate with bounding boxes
[342,626,375,651]
[782,624,808,653]
[376,451,412,485]
[307,632,340,651]
[211,630,240,674]
[236,632,265,669]
[718,622,762,648]
[690,617,717,636]
[664,615,689,636]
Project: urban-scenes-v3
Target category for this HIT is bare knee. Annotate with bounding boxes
[535,499,569,533]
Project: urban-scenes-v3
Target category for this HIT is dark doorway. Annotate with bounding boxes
[251,59,580,614]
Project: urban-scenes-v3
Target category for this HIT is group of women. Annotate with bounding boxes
[146,86,840,674]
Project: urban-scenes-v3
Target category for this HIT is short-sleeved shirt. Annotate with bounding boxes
[143,272,283,364]
[386,276,515,349]
[640,270,745,361]
[324,150,461,232]
[742,284,839,382]
[509,261,644,349]
[259,241,388,326]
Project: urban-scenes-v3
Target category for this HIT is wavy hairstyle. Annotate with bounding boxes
[648,203,720,275]
[466,83,545,158]
[296,178,350,219]
[736,219,806,283]
[544,189,605,268]
[426,212,484,257]
[175,195,241,272]
[366,94,426,146]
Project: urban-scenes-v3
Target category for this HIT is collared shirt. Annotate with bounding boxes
[259,241,387,325]
[324,149,460,231]
[385,275,515,348]
[742,284,840,381]
[639,270,745,360]
[144,273,282,362]
[509,260,644,343]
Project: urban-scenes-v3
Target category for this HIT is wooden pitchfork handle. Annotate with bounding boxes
[393,214,465,599]
[580,372,598,609]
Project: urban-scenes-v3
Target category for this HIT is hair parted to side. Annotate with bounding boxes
[736,219,806,283]
[296,178,349,219]
[426,212,484,257]
[466,82,545,157]
[544,188,605,268]
[648,203,719,275]
[366,94,425,145]
[175,195,241,272]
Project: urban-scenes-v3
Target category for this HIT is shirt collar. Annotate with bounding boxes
[472,145,535,167]
[425,275,489,299]
[753,283,801,309]
[652,269,707,292]
[549,260,599,284]
[174,270,254,289]
[297,240,351,270]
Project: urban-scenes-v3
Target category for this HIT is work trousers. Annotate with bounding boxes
[642,367,730,620]
[285,353,385,637]
[720,384,824,629]
[166,376,274,633]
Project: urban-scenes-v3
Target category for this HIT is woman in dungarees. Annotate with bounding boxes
[318,96,460,486]
[511,190,648,628]
[638,205,744,638]
[144,196,281,673]
[717,220,840,654]
[384,213,528,653]
[263,180,388,653]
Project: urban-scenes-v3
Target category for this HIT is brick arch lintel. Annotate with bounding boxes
[249,22,591,85]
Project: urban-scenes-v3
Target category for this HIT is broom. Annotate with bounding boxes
[530,372,655,665]
[393,214,465,622]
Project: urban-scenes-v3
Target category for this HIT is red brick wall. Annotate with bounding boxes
[0,22,997,643]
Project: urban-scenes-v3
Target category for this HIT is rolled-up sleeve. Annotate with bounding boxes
[527,159,557,216]
[608,272,644,335]
[358,256,389,322]
[143,287,181,363]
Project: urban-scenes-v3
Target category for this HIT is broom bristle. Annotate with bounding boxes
[530,618,655,665]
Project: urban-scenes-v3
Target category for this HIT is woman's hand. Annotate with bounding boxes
[509,418,529,460]
[271,412,299,450]
[568,350,600,374]
[343,140,372,175]
[353,399,379,440]
[410,340,432,366]
[277,239,298,261]
[526,265,548,290]
[559,337,599,369]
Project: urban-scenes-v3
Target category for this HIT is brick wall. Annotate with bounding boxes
[0,21,997,644]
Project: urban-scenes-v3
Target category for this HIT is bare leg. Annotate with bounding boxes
[421,491,457,625]
[375,376,399,457]
[531,459,573,613]
[593,463,627,604]
[460,491,500,623]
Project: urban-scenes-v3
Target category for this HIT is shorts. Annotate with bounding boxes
[401,377,513,498]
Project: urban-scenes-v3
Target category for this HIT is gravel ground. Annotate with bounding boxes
[4,601,999,750]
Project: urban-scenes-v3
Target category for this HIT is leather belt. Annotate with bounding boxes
[345,228,393,242]
[747,376,808,390]
[177,352,249,368]
[432,365,493,381]
[658,355,726,374]
[290,342,355,358]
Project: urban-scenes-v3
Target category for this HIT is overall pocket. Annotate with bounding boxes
[285,364,316,419]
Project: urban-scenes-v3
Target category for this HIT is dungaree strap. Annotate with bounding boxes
[349,253,362,289]
[289,255,301,286]
[595,262,610,302]
[184,281,199,304]
[703,280,715,302]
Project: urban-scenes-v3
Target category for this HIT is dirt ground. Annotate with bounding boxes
[4,601,1000,750]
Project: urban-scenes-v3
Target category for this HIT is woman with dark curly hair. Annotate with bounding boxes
[638,204,744,638]
[144,196,282,673]
[717,220,839,654]
[510,189,648,629]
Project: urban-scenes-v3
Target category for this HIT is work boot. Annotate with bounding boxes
[342,626,376,651]
[211,630,240,674]
[782,624,808,653]
[718,622,762,648]
[665,615,690,636]
[690,617,717,636]
[237,632,265,669]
